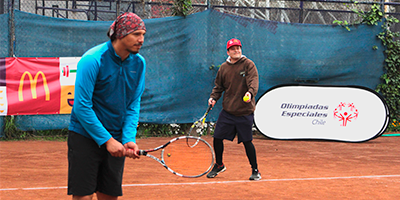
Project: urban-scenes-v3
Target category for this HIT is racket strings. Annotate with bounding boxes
[163,138,213,177]
[189,122,207,137]
[187,123,207,147]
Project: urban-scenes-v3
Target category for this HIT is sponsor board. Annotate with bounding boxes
[0,57,79,115]
[59,57,79,114]
[6,58,61,115]
[254,84,389,142]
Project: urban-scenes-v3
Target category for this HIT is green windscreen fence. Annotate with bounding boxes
[0,9,385,131]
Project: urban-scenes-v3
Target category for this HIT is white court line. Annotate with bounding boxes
[1,174,400,191]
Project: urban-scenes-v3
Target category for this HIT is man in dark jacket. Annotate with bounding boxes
[207,38,261,181]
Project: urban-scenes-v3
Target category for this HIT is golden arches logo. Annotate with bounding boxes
[18,71,50,101]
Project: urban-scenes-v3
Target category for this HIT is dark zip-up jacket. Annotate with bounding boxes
[210,56,259,116]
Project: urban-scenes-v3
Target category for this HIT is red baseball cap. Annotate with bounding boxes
[226,38,242,50]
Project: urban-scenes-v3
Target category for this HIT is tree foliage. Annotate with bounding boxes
[335,2,400,132]
[172,0,193,17]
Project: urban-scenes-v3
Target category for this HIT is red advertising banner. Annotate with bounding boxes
[5,57,62,115]
[0,58,6,115]
[59,57,78,114]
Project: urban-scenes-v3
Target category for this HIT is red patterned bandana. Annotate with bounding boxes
[108,12,146,39]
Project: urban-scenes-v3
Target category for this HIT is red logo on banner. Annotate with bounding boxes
[333,102,359,126]
[62,65,70,77]
[6,58,61,115]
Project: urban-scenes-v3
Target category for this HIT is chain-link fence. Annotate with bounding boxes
[2,0,400,57]
[1,0,399,24]
[0,0,397,134]
[5,0,398,40]
[2,0,400,48]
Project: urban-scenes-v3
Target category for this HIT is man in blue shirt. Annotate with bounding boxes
[68,12,146,200]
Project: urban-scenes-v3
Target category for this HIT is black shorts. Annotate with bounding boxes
[68,131,125,197]
[213,109,254,143]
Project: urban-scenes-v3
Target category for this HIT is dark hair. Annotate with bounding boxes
[227,45,242,51]
[107,28,117,41]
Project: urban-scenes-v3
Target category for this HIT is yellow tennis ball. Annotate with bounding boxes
[243,96,250,102]
[167,153,171,157]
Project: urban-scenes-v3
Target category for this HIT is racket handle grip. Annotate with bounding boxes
[139,150,147,156]
[207,104,213,111]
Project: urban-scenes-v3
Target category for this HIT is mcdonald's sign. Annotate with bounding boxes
[18,71,50,101]
[6,57,61,115]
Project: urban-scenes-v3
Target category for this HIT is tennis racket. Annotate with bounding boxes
[187,105,212,147]
[139,136,215,178]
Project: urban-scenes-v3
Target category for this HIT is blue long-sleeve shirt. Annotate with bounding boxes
[69,40,146,146]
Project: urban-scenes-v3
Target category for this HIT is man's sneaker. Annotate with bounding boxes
[249,169,261,181]
[206,163,226,178]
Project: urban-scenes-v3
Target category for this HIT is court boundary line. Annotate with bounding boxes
[1,174,400,191]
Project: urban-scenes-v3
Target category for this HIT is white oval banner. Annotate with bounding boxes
[254,85,389,142]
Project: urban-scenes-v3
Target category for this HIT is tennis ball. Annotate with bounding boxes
[167,153,171,157]
[243,96,250,102]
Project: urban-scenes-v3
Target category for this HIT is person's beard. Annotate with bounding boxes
[129,50,139,54]
[128,43,143,54]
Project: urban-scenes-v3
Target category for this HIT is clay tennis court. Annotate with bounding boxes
[1,134,400,199]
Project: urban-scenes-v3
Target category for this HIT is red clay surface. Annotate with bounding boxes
[1,134,400,199]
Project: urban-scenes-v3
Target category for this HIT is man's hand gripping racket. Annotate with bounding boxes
[187,104,213,147]
[138,136,215,178]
